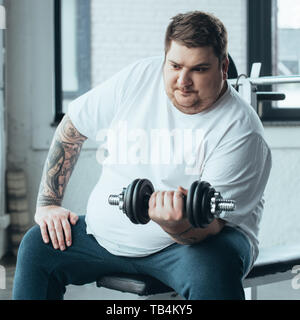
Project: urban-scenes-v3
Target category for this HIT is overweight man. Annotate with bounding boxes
[13,11,272,300]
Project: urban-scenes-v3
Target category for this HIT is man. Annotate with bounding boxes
[13,11,271,300]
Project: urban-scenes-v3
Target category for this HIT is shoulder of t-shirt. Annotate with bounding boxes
[117,55,164,78]
[111,55,164,102]
[212,83,271,155]
[226,84,266,137]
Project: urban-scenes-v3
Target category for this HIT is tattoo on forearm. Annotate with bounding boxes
[170,235,198,245]
[166,226,198,245]
[36,115,87,207]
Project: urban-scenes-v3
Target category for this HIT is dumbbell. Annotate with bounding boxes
[108,178,236,228]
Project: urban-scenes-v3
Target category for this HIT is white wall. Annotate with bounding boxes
[258,129,300,247]
[91,0,247,86]
[4,0,300,255]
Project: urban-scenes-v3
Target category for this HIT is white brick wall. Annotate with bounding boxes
[91,0,247,85]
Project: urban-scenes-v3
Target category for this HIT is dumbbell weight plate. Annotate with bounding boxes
[132,179,154,224]
[124,179,140,224]
[192,181,210,228]
[186,181,198,227]
[199,184,215,228]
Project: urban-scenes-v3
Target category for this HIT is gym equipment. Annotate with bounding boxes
[228,63,300,117]
[108,178,235,228]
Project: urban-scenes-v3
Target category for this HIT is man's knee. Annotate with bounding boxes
[17,224,47,261]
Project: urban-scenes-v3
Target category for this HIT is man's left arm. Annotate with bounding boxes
[148,133,272,245]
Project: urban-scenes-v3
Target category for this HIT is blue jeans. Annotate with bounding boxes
[12,215,251,300]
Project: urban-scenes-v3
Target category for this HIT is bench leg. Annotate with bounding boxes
[244,286,258,300]
[251,286,258,300]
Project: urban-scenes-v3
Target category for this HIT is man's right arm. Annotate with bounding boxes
[34,114,87,250]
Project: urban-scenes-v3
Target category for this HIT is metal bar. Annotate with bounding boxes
[243,270,293,288]
[256,92,285,101]
[249,75,300,85]
[228,76,300,87]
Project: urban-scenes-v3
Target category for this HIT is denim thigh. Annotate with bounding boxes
[12,215,139,300]
[131,226,252,300]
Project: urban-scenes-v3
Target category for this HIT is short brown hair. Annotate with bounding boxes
[164,11,228,63]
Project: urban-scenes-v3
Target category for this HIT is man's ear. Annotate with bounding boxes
[222,57,229,80]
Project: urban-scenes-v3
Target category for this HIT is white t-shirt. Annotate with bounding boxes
[67,56,272,265]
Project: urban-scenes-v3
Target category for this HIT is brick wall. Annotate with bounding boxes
[91,0,247,85]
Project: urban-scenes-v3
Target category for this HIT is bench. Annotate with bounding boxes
[96,244,300,299]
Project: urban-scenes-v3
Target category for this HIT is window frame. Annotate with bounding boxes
[247,0,300,122]
[53,0,91,126]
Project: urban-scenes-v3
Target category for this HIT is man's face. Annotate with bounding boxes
[163,41,229,114]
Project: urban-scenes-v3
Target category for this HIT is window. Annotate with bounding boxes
[53,0,91,126]
[248,0,300,122]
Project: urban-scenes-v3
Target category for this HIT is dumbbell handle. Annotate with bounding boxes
[143,192,235,216]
